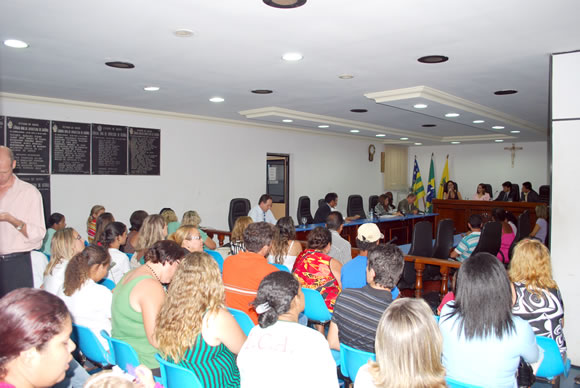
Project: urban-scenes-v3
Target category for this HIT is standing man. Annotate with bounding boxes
[521,182,540,202]
[0,146,46,297]
[397,193,419,215]
[327,211,352,265]
[248,194,277,224]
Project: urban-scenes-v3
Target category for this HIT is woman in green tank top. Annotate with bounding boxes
[111,240,183,372]
[156,251,246,387]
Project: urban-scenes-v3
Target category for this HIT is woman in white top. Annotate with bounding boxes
[355,298,446,388]
[268,216,302,271]
[237,271,338,388]
[471,183,491,201]
[58,245,112,350]
[99,221,131,284]
[529,204,548,243]
[43,228,85,295]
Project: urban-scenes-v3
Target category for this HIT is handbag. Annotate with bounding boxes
[516,357,536,387]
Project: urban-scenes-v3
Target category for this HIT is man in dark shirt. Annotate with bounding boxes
[397,193,419,215]
[495,181,517,202]
[313,192,338,224]
[521,181,540,202]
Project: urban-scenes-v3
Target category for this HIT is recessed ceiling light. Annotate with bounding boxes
[510,130,521,134]
[173,29,194,38]
[350,129,360,133]
[318,125,329,128]
[209,97,224,103]
[451,141,461,144]
[422,124,437,128]
[3,39,29,48]
[263,0,307,8]
[417,55,449,64]
[492,126,505,129]
[350,109,368,113]
[495,139,504,143]
[400,137,409,141]
[473,120,485,124]
[251,89,273,94]
[338,74,354,79]
[413,104,428,109]
[445,113,460,118]
[414,142,423,146]
[494,89,518,95]
[282,52,303,61]
[105,61,135,69]
[143,86,160,91]
[282,119,293,123]
[376,134,386,137]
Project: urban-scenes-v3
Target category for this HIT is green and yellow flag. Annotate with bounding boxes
[412,157,425,207]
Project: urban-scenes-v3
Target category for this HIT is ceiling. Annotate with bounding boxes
[1,0,579,145]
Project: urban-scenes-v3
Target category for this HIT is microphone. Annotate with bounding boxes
[387,236,398,244]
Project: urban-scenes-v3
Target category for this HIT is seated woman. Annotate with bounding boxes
[168,225,204,253]
[156,252,245,387]
[40,212,66,256]
[43,228,85,295]
[509,239,567,357]
[439,253,538,387]
[355,298,446,388]
[122,210,148,254]
[58,245,112,350]
[492,207,515,264]
[112,240,184,373]
[529,204,548,244]
[131,214,167,268]
[87,205,105,244]
[93,212,115,245]
[160,208,180,236]
[384,192,397,213]
[471,183,491,201]
[182,210,217,250]
[268,216,302,270]
[0,288,76,388]
[99,221,131,284]
[237,271,338,387]
[443,180,463,200]
[292,226,342,312]
[230,216,253,255]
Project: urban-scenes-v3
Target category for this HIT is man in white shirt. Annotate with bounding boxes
[327,211,352,265]
[248,194,277,224]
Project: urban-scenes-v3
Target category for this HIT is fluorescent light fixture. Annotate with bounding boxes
[400,137,409,140]
[209,97,224,103]
[350,129,360,133]
[282,119,293,123]
[3,39,28,48]
[495,139,504,143]
[473,120,485,124]
[338,74,354,79]
[445,113,460,118]
[376,134,386,137]
[318,124,329,128]
[510,130,521,134]
[414,142,422,146]
[492,126,505,129]
[413,104,428,109]
[144,86,160,91]
[282,52,303,61]
[451,141,461,144]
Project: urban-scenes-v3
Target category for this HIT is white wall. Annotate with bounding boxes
[407,142,548,205]
[0,95,383,236]
[551,51,580,362]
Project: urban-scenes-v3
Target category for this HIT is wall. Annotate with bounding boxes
[0,94,383,236]
[406,142,549,206]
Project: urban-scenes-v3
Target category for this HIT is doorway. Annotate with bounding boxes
[266,153,290,219]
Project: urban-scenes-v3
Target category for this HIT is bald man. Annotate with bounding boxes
[0,146,46,296]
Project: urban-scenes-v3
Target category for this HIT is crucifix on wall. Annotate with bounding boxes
[505,143,523,168]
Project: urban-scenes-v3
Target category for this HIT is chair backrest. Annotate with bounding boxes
[339,343,375,379]
[297,196,314,225]
[98,277,116,290]
[471,221,502,256]
[155,354,203,388]
[446,377,483,388]
[100,330,139,373]
[539,185,550,203]
[484,184,493,197]
[511,183,520,202]
[72,324,113,366]
[368,195,379,213]
[302,287,332,323]
[432,219,454,259]
[347,195,366,219]
[228,198,251,231]
[518,210,531,239]
[318,198,325,209]
[535,336,570,379]
[204,249,224,272]
[227,307,255,336]
[272,263,290,272]
[408,221,433,257]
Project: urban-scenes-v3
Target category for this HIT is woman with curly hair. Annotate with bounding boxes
[268,216,302,270]
[156,252,245,387]
[182,210,217,250]
[230,216,253,255]
[509,239,567,357]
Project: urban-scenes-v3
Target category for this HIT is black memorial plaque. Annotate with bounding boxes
[18,174,51,221]
[91,123,128,175]
[0,116,5,146]
[128,127,160,175]
[51,121,91,174]
[6,117,50,174]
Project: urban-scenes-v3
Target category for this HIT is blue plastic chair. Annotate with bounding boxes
[302,287,332,323]
[100,330,139,373]
[154,354,203,388]
[535,336,571,383]
[339,343,375,380]
[272,263,290,272]
[72,324,113,368]
[98,278,115,290]
[227,307,255,336]
[204,249,224,272]
[446,377,483,387]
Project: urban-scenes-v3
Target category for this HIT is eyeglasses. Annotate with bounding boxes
[74,234,83,241]
[186,235,202,241]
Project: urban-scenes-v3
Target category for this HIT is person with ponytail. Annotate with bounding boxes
[58,245,112,350]
[99,221,131,284]
[93,212,115,246]
[237,271,338,388]
[40,212,66,256]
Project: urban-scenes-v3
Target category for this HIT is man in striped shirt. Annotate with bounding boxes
[450,214,482,262]
[327,244,404,353]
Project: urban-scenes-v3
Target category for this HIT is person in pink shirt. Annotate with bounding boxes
[471,183,491,201]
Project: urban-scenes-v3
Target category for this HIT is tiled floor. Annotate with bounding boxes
[533,365,579,388]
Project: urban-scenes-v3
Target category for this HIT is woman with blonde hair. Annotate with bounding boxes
[131,215,167,268]
[87,205,105,244]
[230,216,253,255]
[509,239,566,356]
[529,204,549,243]
[355,298,446,388]
[160,209,179,236]
[268,216,302,270]
[182,210,217,250]
[43,228,85,295]
[168,225,204,253]
[156,252,245,387]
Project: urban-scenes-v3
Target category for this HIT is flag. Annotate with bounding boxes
[437,155,449,199]
[426,154,435,212]
[412,157,425,207]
